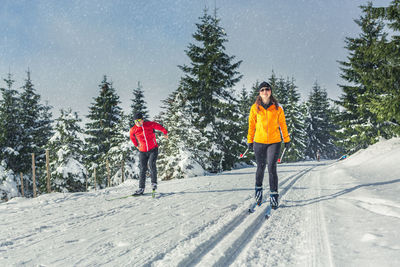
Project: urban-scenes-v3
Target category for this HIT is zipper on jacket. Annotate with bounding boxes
[264,108,269,143]
[141,126,149,151]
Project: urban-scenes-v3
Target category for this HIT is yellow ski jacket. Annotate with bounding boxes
[247,103,290,144]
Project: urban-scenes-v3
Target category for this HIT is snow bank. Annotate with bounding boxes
[341,137,400,180]
[316,137,400,267]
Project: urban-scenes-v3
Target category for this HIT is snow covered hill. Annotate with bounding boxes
[1,138,400,266]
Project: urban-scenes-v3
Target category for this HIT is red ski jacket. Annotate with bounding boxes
[129,121,168,152]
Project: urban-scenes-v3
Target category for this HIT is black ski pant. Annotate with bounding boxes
[253,142,281,192]
[139,147,158,189]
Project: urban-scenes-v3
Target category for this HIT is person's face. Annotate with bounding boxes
[259,87,271,97]
[135,119,144,127]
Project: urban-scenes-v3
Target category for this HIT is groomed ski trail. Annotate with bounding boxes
[154,164,320,267]
[233,162,334,267]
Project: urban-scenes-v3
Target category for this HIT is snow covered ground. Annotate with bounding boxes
[1,138,399,266]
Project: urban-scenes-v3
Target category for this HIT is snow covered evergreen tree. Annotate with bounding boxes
[0,161,19,201]
[336,3,392,153]
[237,86,253,154]
[248,81,261,101]
[177,8,242,172]
[0,73,23,173]
[128,81,150,123]
[107,113,139,185]
[271,76,288,106]
[18,70,53,194]
[46,109,87,192]
[157,87,206,179]
[236,85,265,164]
[283,78,307,162]
[85,75,122,188]
[369,2,400,133]
[305,82,338,160]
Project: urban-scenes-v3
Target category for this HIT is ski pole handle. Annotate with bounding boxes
[240,148,249,158]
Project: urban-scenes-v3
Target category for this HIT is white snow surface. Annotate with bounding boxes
[1,138,400,266]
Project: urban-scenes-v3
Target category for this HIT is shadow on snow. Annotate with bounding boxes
[280,178,400,208]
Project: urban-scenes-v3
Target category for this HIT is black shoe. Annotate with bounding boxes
[270,192,279,209]
[255,186,263,206]
[133,188,144,196]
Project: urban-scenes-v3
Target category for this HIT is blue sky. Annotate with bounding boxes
[0,0,391,120]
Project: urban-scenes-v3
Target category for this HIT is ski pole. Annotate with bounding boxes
[277,147,287,163]
[240,148,249,158]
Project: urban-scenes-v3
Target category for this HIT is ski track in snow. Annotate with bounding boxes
[154,164,324,267]
[231,163,335,267]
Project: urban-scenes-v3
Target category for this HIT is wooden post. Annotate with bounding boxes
[85,175,88,192]
[121,160,125,183]
[20,172,24,197]
[46,149,51,193]
[106,159,111,187]
[32,153,37,198]
[94,167,97,191]
[26,174,29,194]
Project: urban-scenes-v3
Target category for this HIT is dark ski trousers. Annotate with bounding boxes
[254,142,281,192]
[139,147,158,189]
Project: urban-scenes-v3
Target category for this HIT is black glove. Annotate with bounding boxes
[247,142,254,150]
[284,142,290,149]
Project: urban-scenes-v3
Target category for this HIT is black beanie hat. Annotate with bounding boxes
[259,81,271,90]
[134,112,143,121]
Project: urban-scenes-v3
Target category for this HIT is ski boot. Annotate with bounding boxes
[151,183,157,198]
[270,191,279,209]
[152,183,157,191]
[133,188,144,196]
[255,186,263,206]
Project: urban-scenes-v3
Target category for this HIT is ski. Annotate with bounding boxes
[265,202,279,218]
[265,205,272,218]
[248,202,258,213]
[248,198,267,213]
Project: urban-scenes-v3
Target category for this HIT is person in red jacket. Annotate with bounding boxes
[130,113,168,195]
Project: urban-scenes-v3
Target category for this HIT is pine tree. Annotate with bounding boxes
[157,86,206,180]
[129,81,150,123]
[336,3,391,153]
[107,113,139,185]
[305,82,338,160]
[18,70,53,194]
[85,75,122,188]
[237,86,252,144]
[236,85,260,164]
[177,8,242,172]
[283,78,307,162]
[0,161,19,201]
[0,73,23,172]
[249,81,261,101]
[46,109,87,192]
[272,76,288,106]
[369,1,400,132]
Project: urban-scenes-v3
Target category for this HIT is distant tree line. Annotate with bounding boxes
[1,3,399,199]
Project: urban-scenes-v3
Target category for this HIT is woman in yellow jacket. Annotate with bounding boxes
[247,81,290,209]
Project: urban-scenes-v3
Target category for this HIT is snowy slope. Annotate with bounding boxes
[1,138,400,266]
